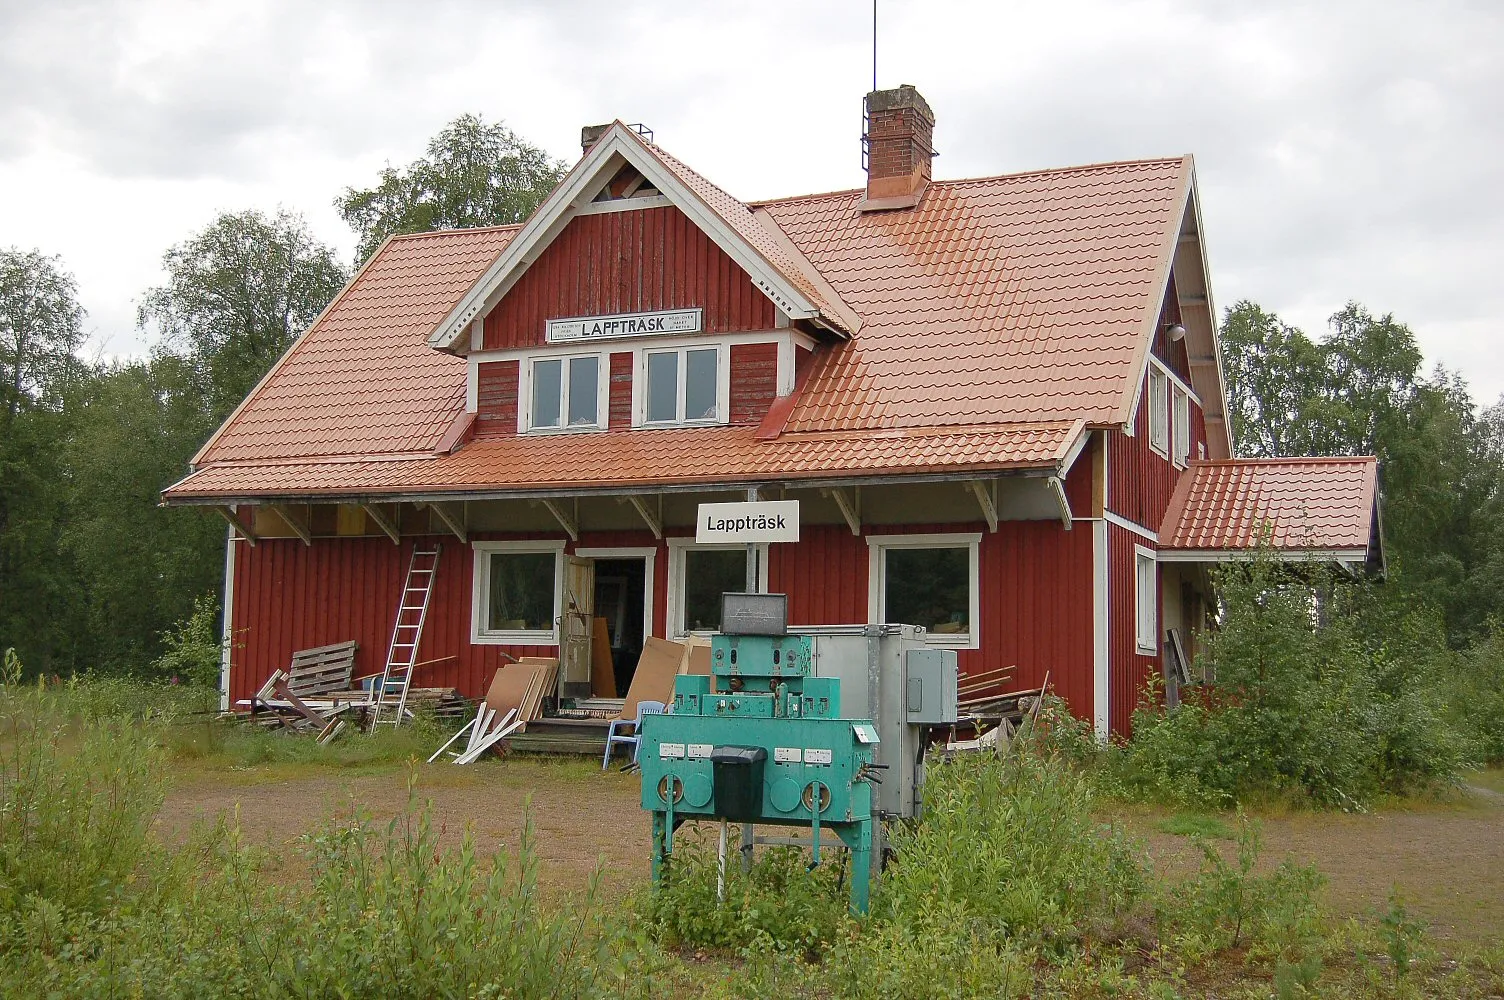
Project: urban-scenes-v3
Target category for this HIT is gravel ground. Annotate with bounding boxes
[157,757,1504,943]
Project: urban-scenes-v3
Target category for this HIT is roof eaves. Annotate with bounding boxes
[1111,155,1196,431]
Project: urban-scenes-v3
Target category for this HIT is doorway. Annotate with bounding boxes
[571,547,655,700]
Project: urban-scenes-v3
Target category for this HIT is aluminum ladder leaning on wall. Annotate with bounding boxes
[371,544,441,727]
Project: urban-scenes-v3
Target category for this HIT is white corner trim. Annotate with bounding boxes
[665,537,769,638]
[219,523,237,712]
[865,533,983,650]
[1092,519,1109,740]
[470,539,567,646]
[571,545,658,642]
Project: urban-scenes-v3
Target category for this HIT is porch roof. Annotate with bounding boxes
[1156,457,1381,567]
[164,420,1084,503]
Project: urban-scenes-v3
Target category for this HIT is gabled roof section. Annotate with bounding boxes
[193,226,517,465]
[760,156,1197,431]
[428,122,856,351]
[1158,457,1381,567]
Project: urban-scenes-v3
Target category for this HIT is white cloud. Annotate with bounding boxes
[0,0,1499,400]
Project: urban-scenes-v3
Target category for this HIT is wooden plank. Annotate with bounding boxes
[590,617,616,698]
[272,677,330,726]
[427,718,477,763]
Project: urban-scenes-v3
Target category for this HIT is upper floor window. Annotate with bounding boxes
[523,354,605,432]
[1147,367,1169,457]
[643,345,723,425]
[1172,386,1190,467]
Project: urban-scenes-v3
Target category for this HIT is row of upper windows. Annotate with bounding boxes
[516,343,729,433]
[1146,360,1198,468]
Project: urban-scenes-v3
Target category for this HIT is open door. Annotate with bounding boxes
[560,555,595,699]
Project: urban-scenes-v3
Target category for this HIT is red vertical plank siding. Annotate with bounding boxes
[728,343,779,424]
[474,361,519,439]
[1107,376,1207,532]
[1107,522,1158,736]
[768,520,1096,723]
[608,352,633,428]
[482,206,776,350]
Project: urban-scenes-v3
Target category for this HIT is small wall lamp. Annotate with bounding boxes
[1165,322,1187,342]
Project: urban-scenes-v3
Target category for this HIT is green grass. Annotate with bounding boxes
[1154,812,1236,839]
[1466,767,1504,796]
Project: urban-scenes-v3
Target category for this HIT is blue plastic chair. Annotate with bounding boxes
[602,700,665,769]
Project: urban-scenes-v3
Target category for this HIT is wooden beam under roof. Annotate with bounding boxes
[968,481,999,533]
[539,499,579,542]
[271,504,312,546]
[215,506,258,546]
[822,487,861,536]
[427,501,468,543]
[626,495,662,539]
[360,503,400,545]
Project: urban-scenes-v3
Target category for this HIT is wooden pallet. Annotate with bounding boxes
[284,641,358,699]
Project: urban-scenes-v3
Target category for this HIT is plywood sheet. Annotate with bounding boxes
[590,617,616,697]
[620,636,683,721]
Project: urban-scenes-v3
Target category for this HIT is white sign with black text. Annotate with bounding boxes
[695,500,800,544]
[546,307,703,343]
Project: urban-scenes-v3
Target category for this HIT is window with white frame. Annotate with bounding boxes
[1172,386,1190,467]
[1135,545,1158,653]
[667,540,767,636]
[643,345,722,424]
[523,354,605,431]
[471,541,564,644]
[867,534,981,648]
[1147,366,1169,456]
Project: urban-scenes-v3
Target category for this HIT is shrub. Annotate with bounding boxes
[1450,625,1504,764]
[1117,555,1469,808]
[150,591,224,687]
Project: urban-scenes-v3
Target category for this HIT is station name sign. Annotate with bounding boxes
[695,500,800,544]
[546,307,702,343]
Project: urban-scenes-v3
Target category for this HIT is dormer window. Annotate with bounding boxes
[521,354,607,432]
[641,345,725,425]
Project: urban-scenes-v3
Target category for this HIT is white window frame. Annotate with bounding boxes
[470,539,566,645]
[1171,386,1190,468]
[517,351,609,433]
[1147,366,1169,457]
[866,532,982,650]
[633,343,730,427]
[1135,544,1158,654]
[666,538,769,638]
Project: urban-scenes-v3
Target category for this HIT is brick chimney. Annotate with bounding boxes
[861,85,935,211]
[581,123,612,154]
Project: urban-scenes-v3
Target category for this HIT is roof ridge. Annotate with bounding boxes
[750,155,1192,209]
[1189,456,1378,466]
[387,223,526,242]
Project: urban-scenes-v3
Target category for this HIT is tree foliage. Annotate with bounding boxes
[0,248,84,428]
[138,209,347,420]
[336,113,566,262]
[1221,299,1504,641]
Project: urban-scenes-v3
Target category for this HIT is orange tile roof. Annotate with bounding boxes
[168,139,1196,503]
[193,225,518,465]
[1158,458,1379,552]
[760,158,1191,432]
[166,421,1082,500]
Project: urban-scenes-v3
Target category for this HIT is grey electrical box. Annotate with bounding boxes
[720,592,788,636]
[904,648,959,724]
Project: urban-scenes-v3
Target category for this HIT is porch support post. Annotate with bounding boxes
[824,487,861,536]
[360,503,401,545]
[427,501,468,543]
[540,498,579,542]
[967,480,999,533]
[215,505,258,546]
[627,495,663,539]
[270,504,312,546]
[1046,476,1072,531]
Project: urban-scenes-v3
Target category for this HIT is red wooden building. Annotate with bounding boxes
[164,86,1382,736]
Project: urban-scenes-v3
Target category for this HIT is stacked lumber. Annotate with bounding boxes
[428,701,524,765]
[956,669,1051,727]
[482,658,559,734]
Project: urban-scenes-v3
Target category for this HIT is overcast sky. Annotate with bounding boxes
[2,0,1500,402]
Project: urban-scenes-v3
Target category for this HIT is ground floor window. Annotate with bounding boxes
[471,540,564,644]
[1135,544,1158,653]
[867,533,981,649]
[667,540,768,636]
